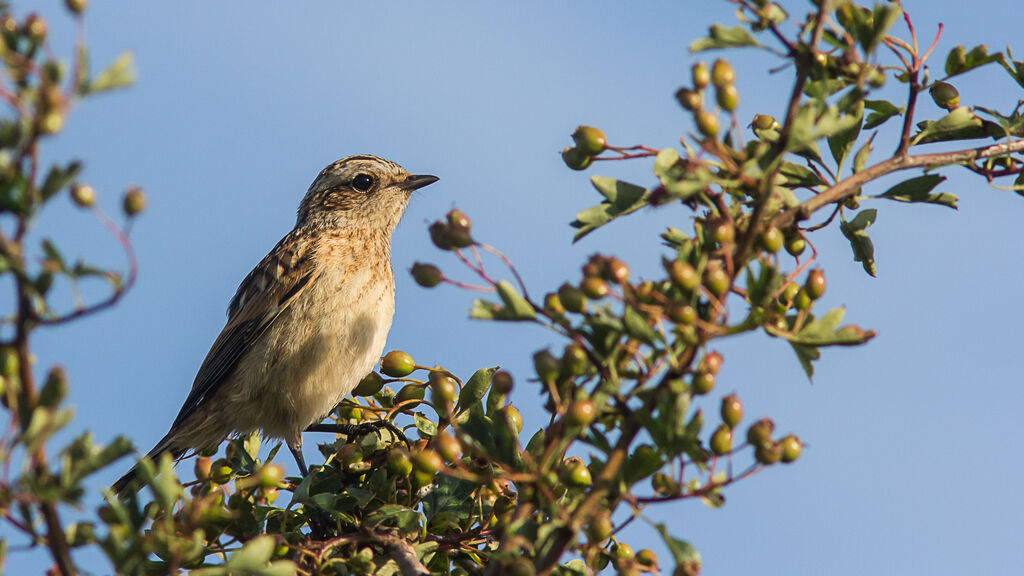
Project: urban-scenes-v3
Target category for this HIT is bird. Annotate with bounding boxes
[112,155,438,494]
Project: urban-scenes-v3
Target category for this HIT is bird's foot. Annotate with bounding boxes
[306,419,409,446]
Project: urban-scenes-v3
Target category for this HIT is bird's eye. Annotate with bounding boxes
[352,174,375,192]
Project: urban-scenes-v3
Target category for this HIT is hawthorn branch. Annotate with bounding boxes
[772,138,1024,229]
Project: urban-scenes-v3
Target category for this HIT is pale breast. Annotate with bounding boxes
[228,257,395,442]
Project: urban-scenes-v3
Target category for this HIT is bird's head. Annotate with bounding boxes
[296,155,438,231]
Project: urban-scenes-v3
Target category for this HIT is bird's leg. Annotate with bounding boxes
[306,419,409,446]
[288,441,309,477]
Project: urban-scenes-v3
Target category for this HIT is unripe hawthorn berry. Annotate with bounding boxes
[387,448,413,476]
[533,349,560,383]
[755,441,783,465]
[411,448,443,474]
[411,262,442,287]
[746,417,775,448]
[751,114,779,131]
[675,88,702,111]
[435,431,462,462]
[691,371,715,395]
[501,405,523,435]
[720,394,743,428]
[429,220,453,250]
[557,283,587,313]
[70,183,95,208]
[394,383,425,405]
[581,276,609,299]
[572,125,607,155]
[700,351,723,374]
[636,549,658,568]
[381,350,415,377]
[194,457,212,482]
[543,292,565,316]
[780,434,803,463]
[785,234,806,257]
[568,399,596,426]
[24,14,47,43]
[562,146,592,171]
[703,264,730,297]
[429,371,458,405]
[561,343,589,377]
[711,59,735,88]
[122,187,146,216]
[668,259,699,291]
[696,110,720,138]
[210,460,233,485]
[929,81,960,111]
[794,288,811,311]
[805,269,826,299]
[691,62,711,89]
[666,303,697,325]
[65,0,88,14]
[710,424,733,455]
[492,370,514,395]
[716,84,740,111]
[260,464,284,487]
[604,258,629,284]
[586,514,614,542]
[712,221,735,245]
[759,225,783,252]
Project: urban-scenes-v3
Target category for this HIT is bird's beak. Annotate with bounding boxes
[402,174,440,191]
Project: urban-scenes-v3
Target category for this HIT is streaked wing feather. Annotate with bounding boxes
[170,230,317,428]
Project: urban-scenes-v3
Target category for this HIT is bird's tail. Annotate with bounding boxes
[111,433,184,497]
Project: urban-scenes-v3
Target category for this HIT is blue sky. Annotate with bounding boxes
[10,0,1024,573]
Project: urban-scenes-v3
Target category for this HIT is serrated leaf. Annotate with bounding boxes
[570,177,649,241]
[839,209,877,276]
[790,342,820,379]
[876,174,957,209]
[458,366,496,410]
[40,162,81,201]
[623,306,658,345]
[689,24,760,52]
[998,50,1024,90]
[828,100,864,173]
[414,413,437,438]
[786,308,876,346]
[852,135,874,173]
[778,162,827,188]
[943,44,1003,79]
[911,106,983,145]
[788,101,862,154]
[225,535,275,573]
[863,100,903,130]
[494,280,535,320]
[864,3,902,54]
[654,523,702,573]
[83,52,136,94]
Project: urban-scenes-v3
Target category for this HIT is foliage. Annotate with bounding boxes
[3,1,1024,575]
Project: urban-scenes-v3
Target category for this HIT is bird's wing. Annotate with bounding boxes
[170,229,319,428]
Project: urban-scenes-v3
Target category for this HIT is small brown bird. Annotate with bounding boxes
[112,155,437,494]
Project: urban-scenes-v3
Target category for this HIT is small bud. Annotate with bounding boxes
[572,125,607,155]
[122,187,146,216]
[70,183,95,208]
[411,262,442,288]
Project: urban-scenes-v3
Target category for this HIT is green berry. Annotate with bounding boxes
[711,59,735,88]
[394,383,426,405]
[429,220,453,250]
[445,209,473,248]
[586,514,614,542]
[805,269,826,299]
[652,472,677,496]
[194,457,212,482]
[712,221,735,245]
[557,283,587,313]
[675,88,702,111]
[710,424,733,455]
[780,434,803,463]
[561,343,589,377]
[781,282,800,304]
[568,399,596,426]
[691,62,711,89]
[533,349,560,383]
[122,187,146,216]
[562,146,593,171]
[700,351,723,375]
[716,84,740,111]
[24,14,47,42]
[703,264,730,297]
[411,262,443,287]
[563,458,593,488]
[666,303,697,325]
[746,417,774,448]
[387,448,413,476]
[759,226,783,252]
[754,441,783,465]
[929,81,960,111]
[668,260,699,291]
[435,431,462,462]
[572,125,607,155]
[720,394,743,428]
[636,549,658,568]
[210,460,233,485]
[696,110,720,138]
[580,277,609,299]
[501,406,523,435]
[260,464,285,487]
[381,350,416,377]
[794,288,811,311]
[614,543,635,560]
[70,183,95,208]
[543,292,565,316]
[65,0,88,14]
[751,114,778,131]
[352,372,384,396]
[604,258,629,284]
[784,234,806,257]
[691,371,715,395]
[429,371,458,404]
[411,448,443,474]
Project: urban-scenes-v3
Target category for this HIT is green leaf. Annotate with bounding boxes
[225,535,275,573]
[689,24,760,52]
[943,44,1003,79]
[863,99,903,130]
[828,100,864,173]
[458,366,496,410]
[494,280,536,320]
[570,177,649,241]
[911,106,984,145]
[788,101,862,154]
[852,135,874,173]
[83,52,136,94]
[998,49,1024,90]
[784,308,876,347]
[839,209,877,277]
[876,174,958,209]
[623,306,659,345]
[790,342,820,379]
[864,3,902,55]
[778,162,827,188]
[469,299,502,320]
[414,413,437,438]
[40,161,81,201]
[654,523,702,574]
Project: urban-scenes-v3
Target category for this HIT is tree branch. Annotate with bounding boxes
[772,138,1024,229]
